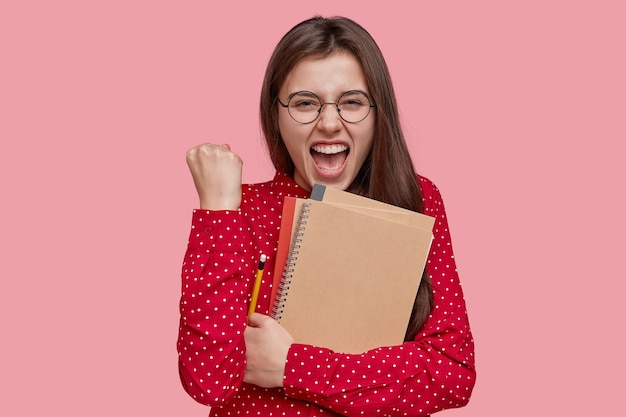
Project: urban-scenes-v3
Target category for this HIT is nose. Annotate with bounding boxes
[316,103,342,131]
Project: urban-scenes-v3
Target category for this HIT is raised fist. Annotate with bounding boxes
[186,143,243,210]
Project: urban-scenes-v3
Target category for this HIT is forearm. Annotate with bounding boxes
[177,209,253,405]
[283,321,475,416]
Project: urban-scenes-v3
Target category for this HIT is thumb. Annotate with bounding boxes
[221,143,232,151]
[248,313,270,328]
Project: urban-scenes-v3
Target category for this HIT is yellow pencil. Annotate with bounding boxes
[248,254,267,316]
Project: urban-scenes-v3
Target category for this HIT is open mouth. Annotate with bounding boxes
[311,144,349,176]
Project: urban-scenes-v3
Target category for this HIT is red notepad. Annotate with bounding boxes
[269,196,299,310]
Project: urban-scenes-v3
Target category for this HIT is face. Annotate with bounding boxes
[277,52,375,192]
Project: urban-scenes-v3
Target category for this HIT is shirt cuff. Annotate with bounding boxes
[283,343,335,402]
[188,209,251,253]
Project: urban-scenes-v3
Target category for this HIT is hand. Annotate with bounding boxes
[243,313,294,388]
[186,143,243,210]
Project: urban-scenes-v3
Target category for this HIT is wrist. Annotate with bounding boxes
[199,195,241,211]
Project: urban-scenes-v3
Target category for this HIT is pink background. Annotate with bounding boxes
[1,1,624,415]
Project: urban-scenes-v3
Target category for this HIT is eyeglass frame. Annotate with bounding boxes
[276,90,377,124]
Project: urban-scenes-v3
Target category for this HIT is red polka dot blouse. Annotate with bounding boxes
[178,171,476,416]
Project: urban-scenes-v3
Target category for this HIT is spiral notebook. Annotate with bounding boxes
[271,185,435,353]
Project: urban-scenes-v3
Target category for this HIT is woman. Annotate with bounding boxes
[178,16,475,416]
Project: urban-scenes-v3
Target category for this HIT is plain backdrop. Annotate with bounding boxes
[1,1,624,415]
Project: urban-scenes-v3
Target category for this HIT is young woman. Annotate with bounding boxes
[178,16,476,416]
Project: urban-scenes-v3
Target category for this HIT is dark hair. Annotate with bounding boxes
[260,16,432,341]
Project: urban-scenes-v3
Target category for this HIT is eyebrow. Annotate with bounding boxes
[287,90,318,99]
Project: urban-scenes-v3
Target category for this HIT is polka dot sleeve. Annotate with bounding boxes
[177,209,254,406]
[282,177,476,415]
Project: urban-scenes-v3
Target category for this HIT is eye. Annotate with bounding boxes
[292,99,318,108]
[290,92,320,110]
[339,92,368,109]
[342,99,364,107]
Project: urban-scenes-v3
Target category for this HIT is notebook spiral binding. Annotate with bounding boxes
[271,201,311,321]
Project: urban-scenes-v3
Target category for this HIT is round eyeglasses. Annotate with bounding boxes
[277,90,376,124]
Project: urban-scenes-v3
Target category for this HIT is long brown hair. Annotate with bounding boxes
[260,16,432,341]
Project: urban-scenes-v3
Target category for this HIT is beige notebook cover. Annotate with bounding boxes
[310,184,435,231]
[273,190,434,354]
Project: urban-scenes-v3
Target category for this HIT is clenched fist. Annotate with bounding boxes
[186,143,243,210]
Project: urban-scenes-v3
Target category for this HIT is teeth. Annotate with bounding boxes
[311,144,348,155]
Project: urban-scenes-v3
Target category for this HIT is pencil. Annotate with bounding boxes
[248,254,267,316]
